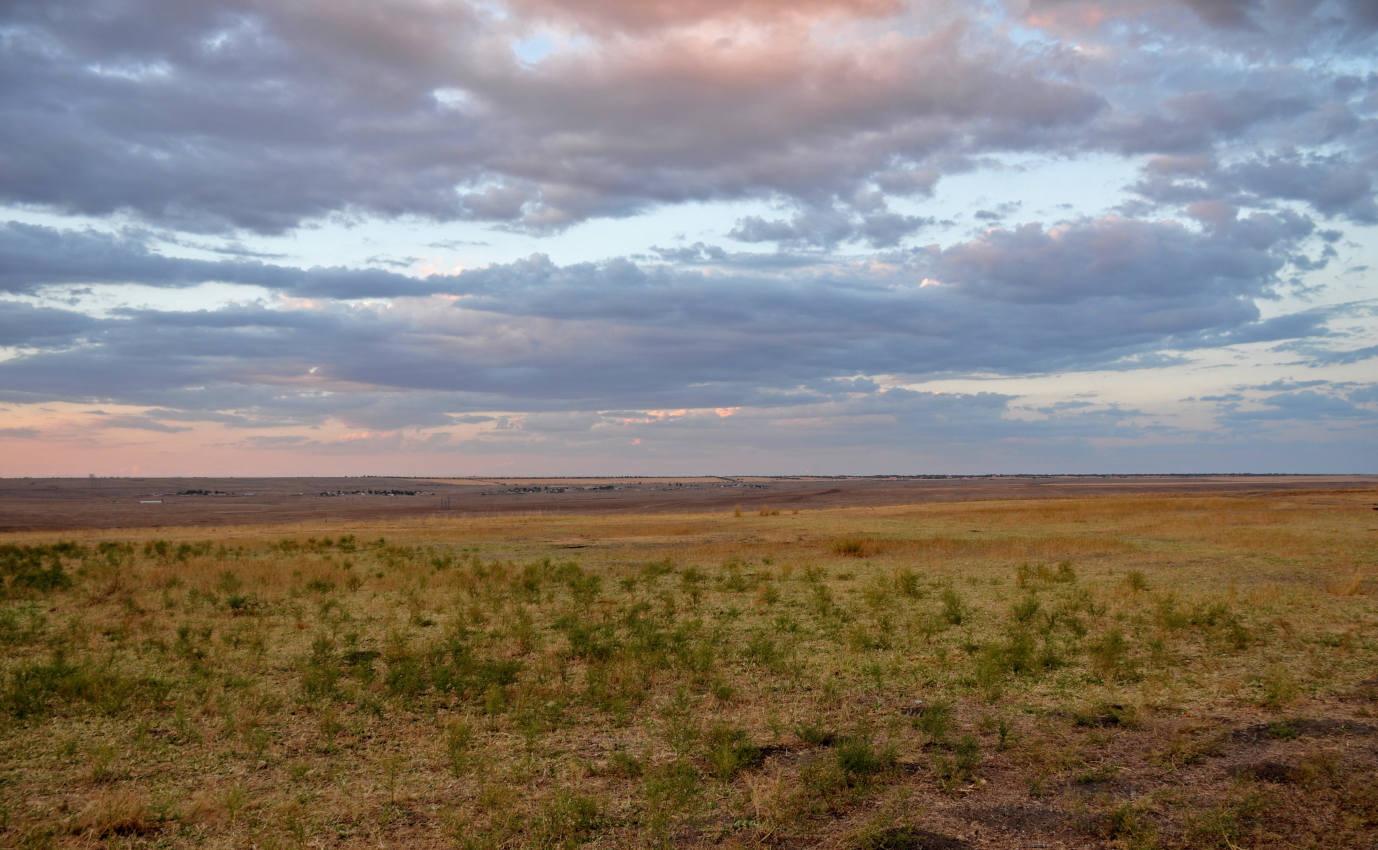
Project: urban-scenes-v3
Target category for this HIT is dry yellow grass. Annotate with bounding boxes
[0,488,1375,848]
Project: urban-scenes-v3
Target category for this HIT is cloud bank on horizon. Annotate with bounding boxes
[0,0,1375,475]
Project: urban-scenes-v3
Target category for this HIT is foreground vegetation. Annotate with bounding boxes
[1,490,1376,848]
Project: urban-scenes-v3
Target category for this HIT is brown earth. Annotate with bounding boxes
[0,473,1375,531]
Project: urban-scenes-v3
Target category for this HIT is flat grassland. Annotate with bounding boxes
[1,483,1376,848]
[3,474,1372,531]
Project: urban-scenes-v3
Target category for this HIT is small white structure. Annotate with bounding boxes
[139,499,163,504]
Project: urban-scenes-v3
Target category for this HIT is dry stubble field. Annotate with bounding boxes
[1,485,1377,848]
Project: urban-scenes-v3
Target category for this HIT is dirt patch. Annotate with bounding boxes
[1230,718,1378,744]
[957,802,1072,834]
[1230,760,1306,783]
[1353,675,1378,701]
[853,827,969,849]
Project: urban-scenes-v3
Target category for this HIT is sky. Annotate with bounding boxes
[1,0,1376,477]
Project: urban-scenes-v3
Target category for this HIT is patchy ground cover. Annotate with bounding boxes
[1,489,1376,848]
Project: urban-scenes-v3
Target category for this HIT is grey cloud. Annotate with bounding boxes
[4,0,1369,243]
[1181,0,1258,29]
[860,212,934,247]
[0,221,433,297]
[0,301,103,347]
[0,1,1104,235]
[101,414,193,433]
[1254,379,1330,392]
[1201,310,1335,346]
[437,389,1167,465]
[506,0,903,32]
[1228,155,1377,223]
[1094,88,1313,156]
[1017,0,1377,42]
[730,216,813,245]
[1223,389,1378,423]
[0,427,40,439]
[727,204,932,250]
[1132,152,1378,224]
[650,242,729,264]
[1298,344,1378,366]
[1,1,493,233]
[934,213,1304,304]
[0,211,1344,429]
[241,435,312,448]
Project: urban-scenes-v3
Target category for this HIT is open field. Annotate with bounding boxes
[2,474,1376,531]
[1,485,1377,848]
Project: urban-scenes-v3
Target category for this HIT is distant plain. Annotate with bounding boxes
[2,474,1374,531]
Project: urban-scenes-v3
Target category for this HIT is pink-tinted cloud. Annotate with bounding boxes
[506,0,902,32]
[457,20,1102,226]
[1011,0,1258,33]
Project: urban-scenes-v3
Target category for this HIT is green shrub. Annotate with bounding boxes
[895,568,922,599]
[930,734,980,790]
[703,724,762,780]
[1089,627,1133,681]
[910,700,952,745]
[940,587,965,625]
[534,791,601,848]
[834,732,896,784]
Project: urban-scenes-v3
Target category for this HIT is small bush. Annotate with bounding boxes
[1099,799,1158,847]
[910,700,952,745]
[703,724,763,780]
[832,537,878,558]
[940,587,965,625]
[795,723,838,747]
[930,734,980,790]
[1257,664,1301,710]
[895,568,922,599]
[534,791,601,847]
[834,732,896,784]
[1089,627,1134,681]
[445,719,474,776]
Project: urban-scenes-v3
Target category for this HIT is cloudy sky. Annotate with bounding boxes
[1,0,1376,476]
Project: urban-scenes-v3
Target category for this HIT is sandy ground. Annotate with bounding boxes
[1,474,1374,531]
